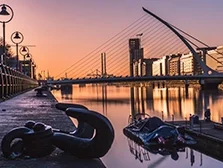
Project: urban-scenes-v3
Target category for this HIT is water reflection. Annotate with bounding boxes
[52,84,223,167]
[60,84,73,100]
[129,86,223,123]
[126,137,205,166]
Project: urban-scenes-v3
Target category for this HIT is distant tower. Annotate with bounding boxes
[101,52,106,77]
[129,38,144,76]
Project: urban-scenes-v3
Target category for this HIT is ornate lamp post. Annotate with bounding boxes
[19,46,29,74]
[25,53,35,78]
[11,31,24,70]
[0,4,14,64]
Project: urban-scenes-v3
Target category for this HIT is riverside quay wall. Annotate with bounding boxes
[0,89,106,168]
[0,63,38,100]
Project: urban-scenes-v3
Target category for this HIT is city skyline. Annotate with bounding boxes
[1,0,223,77]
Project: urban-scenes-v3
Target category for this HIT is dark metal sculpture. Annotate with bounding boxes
[1,121,55,158]
[55,103,94,138]
[1,103,115,159]
[53,107,115,158]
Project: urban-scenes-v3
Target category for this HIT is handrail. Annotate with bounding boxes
[0,63,38,99]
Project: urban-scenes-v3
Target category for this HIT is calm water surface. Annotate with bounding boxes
[51,84,223,168]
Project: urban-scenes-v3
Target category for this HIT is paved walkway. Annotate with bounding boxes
[0,89,106,168]
[167,120,223,140]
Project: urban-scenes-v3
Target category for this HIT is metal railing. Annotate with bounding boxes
[0,63,38,99]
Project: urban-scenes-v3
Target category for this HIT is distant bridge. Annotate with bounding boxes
[47,74,223,88]
[52,8,223,90]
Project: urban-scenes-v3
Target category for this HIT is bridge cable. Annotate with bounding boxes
[55,14,148,78]
[67,15,151,78]
[69,15,155,78]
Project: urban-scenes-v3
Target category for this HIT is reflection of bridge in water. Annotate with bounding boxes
[56,84,222,122]
[130,86,218,121]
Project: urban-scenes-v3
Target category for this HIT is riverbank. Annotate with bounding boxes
[0,89,106,168]
[110,81,223,91]
[167,120,223,162]
[110,80,200,88]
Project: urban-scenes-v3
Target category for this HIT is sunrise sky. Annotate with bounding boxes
[1,0,223,78]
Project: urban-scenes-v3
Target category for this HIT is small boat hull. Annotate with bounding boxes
[123,116,196,148]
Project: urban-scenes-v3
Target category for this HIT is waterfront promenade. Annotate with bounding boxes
[167,120,223,161]
[0,89,106,168]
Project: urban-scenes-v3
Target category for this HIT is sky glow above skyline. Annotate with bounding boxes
[1,0,223,78]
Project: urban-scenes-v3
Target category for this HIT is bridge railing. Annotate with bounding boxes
[0,63,38,99]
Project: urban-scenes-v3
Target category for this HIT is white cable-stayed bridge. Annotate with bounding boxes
[48,7,223,90]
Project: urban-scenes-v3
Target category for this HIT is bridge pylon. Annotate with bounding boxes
[142,7,223,90]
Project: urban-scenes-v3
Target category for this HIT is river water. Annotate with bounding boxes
[51,84,223,168]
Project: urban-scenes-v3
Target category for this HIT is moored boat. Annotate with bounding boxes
[123,114,196,148]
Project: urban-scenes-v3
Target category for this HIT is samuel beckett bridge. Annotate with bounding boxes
[48,7,223,90]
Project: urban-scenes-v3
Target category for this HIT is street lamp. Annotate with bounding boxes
[19,46,29,74]
[25,53,34,78]
[11,31,24,70]
[0,4,14,64]
[26,53,36,79]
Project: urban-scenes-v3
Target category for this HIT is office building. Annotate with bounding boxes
[168,54,181,76]
[207,45,223,72]
[129,38,144,76]
[143,58,158,76]
[152,55,169,76]
[180,52,202,75]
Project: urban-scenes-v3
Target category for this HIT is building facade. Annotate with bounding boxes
[129,38,144,76]
[180,52,202,75]
[143,58,158,76]
[216,46,223,72]
[168,54,181,76]
[207,45,223,72]
[152,55,169,76]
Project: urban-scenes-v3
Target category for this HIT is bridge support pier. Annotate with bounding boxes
[152,82,155,89]
[185,80,189,89]
[199,79,222,90]
[162,81,165,88]
[185,80,189,98]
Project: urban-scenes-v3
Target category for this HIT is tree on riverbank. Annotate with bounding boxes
[0,37,14,57]
[0,37,15,67]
